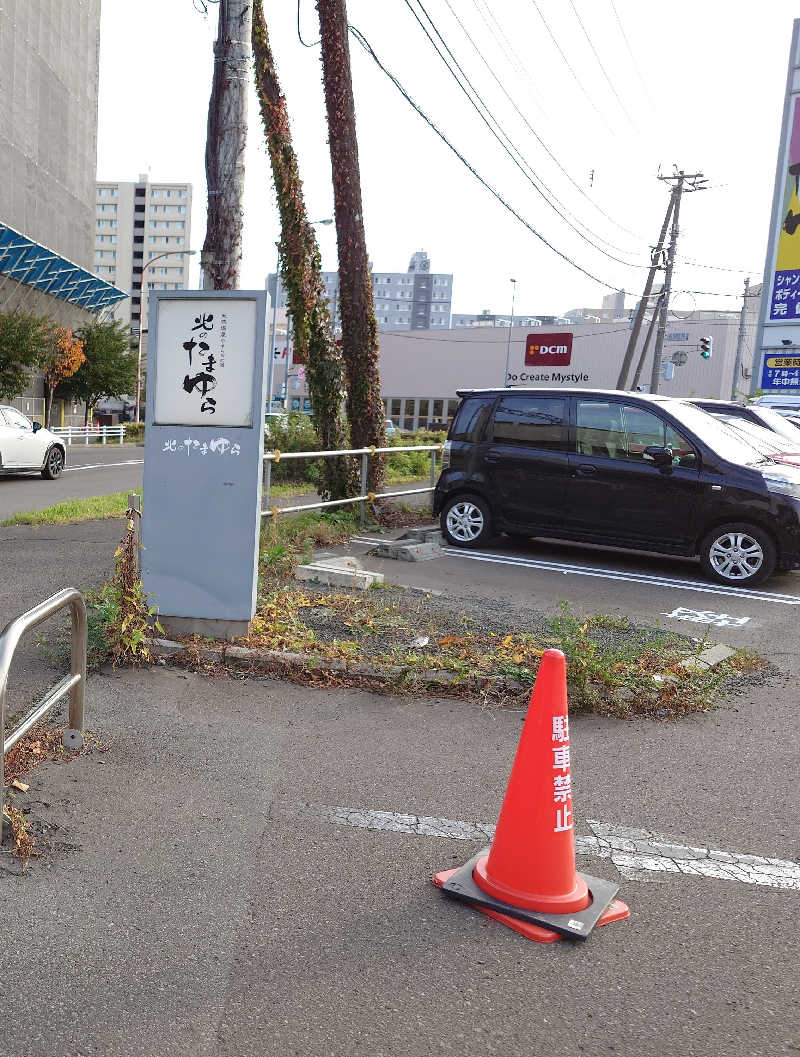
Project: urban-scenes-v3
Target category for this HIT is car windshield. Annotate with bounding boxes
[716,415,788,456]
[752,405,800,444]
[671,402,770,466]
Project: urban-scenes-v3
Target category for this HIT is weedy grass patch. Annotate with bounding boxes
[258,508,362,588]
[235,591,758,718]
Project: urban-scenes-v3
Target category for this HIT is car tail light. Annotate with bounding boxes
[441,440,451,470]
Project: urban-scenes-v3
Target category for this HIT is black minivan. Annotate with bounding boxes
[433,388,800,586]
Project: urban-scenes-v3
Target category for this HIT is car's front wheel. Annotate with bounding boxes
[441,494,492,548]
[41,446,64,479]
[699,522,776,586]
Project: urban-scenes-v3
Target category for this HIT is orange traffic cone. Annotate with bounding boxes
[433,649,630,942]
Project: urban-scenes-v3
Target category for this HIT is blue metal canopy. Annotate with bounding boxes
[0,221,127,314]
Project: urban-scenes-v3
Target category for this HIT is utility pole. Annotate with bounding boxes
[616,197,673,389]
[649,170,708,394]
[201,0,251,290]
[503,278,517,385]
[731,277,751,400]
[630,293,665,391]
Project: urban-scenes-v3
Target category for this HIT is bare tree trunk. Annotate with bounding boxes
[316,0,385,491]
[201,0,251,290]
[251,2,355,500]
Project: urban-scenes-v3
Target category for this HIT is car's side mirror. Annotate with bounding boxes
[643,444,673,467]
[32,421,42,433]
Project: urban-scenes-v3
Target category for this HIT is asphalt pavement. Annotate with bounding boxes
[341,530,800,661]
[1,518,798,1056]
[0,443,144,521]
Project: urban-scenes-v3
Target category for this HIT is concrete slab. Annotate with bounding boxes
[295,561,384,589]
[680,642,736,671]
[374,540,441,562]
[398,526,443,544]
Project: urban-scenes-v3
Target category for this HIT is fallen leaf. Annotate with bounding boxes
[10,780,29,792]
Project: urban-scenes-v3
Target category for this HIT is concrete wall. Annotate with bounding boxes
[0,0,101,270]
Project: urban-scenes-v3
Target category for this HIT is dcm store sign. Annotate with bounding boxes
[506,332,589,386]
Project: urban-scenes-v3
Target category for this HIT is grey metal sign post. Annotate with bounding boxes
[142,290,267,639]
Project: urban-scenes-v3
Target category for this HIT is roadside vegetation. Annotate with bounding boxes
[264,413,444,491]
[3,491,133,527]
[222,589,767,718]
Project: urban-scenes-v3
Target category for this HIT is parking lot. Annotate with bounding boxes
[339,531,800,661]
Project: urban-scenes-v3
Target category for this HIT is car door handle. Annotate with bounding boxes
[485,455,500,463]
[575,464,598,476]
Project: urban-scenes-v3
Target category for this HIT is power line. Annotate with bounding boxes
[349,24,622,290]
[678,258,757,275]
[469,0,528,80]
[297,0,321,47]
[566,0,642,133]
[403,0,649,270]
[386,326,638,343]
[349,26,740,302]
[607,0,660,117]
[440,0,647,250]
[526,0,618,139]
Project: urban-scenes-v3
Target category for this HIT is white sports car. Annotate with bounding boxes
[0,405,66,479]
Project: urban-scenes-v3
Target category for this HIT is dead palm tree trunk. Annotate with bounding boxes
[316,0,385,491]
[201,0,251,289]
[251,0,354,499]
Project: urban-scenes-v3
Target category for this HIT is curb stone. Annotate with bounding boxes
[149,638,526,692]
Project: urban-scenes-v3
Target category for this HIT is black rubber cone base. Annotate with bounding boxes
[440,847,620,941]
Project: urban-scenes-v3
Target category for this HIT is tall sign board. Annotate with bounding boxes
[142,291,267,637]
[755,19,800,392]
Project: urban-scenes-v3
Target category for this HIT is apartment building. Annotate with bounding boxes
[0,0,124,420]
[267,250,453,333]
[95,175,192,333]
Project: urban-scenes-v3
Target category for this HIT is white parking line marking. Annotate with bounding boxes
[663,607,751,628]
[439,548,800,605]
[323,807,800,890]
[64,459,143,473]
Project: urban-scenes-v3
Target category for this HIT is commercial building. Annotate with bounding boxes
[267,249,453,335]
[95,175,192,334]
[451,309,569,329]
[287,315,758,431]
[0,0,125,419]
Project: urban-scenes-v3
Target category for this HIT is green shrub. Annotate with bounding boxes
[265,412,325,485]
[384,428,445,481]
[124,422,145,443]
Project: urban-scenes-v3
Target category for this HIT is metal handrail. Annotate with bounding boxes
[260,443,442,525]
[1,589,87,831]
[262,444,440,460]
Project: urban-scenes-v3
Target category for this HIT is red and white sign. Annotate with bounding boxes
[525,332,573,367]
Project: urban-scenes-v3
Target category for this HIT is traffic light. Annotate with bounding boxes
[700,335,713,359]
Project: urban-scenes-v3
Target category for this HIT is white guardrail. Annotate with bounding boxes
[262,443,442,526]
[52,425,126,445]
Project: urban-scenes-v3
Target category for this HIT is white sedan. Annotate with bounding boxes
[0,405,66,479]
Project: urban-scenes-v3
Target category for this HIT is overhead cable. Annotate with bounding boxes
[349,26,740,303]
[350,25,626,291]
[440,0,647,248]
[566,0,642,133]
[403,0,649,269]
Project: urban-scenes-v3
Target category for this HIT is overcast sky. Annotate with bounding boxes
[97,0,798,319]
